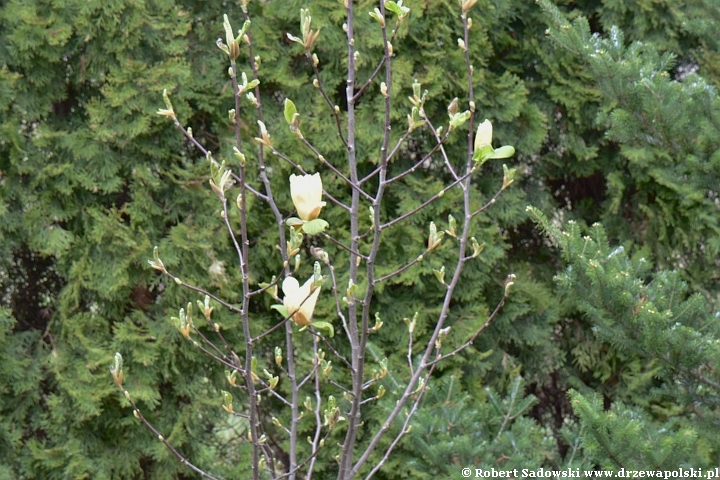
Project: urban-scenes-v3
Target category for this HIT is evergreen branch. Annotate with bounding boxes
[308,56,349,149]
[119,389,221,480]
[270,147,351,211]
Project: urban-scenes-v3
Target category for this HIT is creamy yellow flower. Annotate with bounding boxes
[474,119,493,152]
[290,173,326,221]
[282,276,321,326]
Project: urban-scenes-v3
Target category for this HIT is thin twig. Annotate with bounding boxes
[269,148,351,212]
[120,389,221,480]
[308,57,349,149]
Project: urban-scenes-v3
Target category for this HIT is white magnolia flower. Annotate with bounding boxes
[290,173,326,221]
[282,276,321,326]
[474,119,493,151]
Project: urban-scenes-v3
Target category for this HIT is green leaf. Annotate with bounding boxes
[472,145,494,162]
[302,219,329,235]
[449,111,471,128]
[271,304,289,318]
[486,145,515,159]
[311,321,334,338]
[384,1,403,16]
[284,99,297,124]
[286,217,304,227]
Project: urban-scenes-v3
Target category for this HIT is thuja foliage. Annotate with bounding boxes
[1,0,720,478]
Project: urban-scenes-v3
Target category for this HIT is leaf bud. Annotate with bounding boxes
[221,390,234,413]
[504,273,516,295]
[322,360,333,377]
[369,8,385,27]
[470,237,485,258]
[380,82,388,97]
[370,312,383,332]
[149,246,166,272]
[462,0,478,14]
[233,147,246,166]
[427,221,444,251]
[110,352,124,388]
[433,266,446,285]
[447,97,459,116]
[445,214,457,238]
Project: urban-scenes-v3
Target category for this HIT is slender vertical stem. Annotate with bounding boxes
[241,10,298,477]
[228,57,262,480]
[338,0,360,477]
[349,11,480,477]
